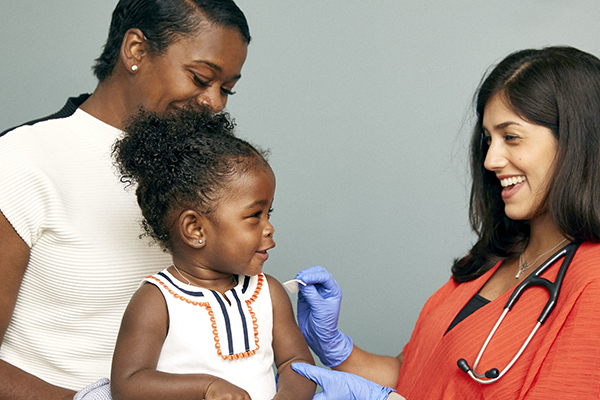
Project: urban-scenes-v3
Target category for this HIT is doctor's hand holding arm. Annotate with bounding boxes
[293,266,404,399]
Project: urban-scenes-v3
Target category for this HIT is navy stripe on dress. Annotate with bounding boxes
[211,290,234,355]
[157,272,205,297]
[231,289,250,352]
[241,275,251,294]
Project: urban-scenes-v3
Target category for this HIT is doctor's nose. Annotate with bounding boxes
[483,142,508,172]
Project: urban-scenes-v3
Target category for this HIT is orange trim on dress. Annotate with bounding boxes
[146,273,264,361]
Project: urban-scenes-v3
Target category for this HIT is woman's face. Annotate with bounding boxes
[135,25,248,113]
[482,94,558,221]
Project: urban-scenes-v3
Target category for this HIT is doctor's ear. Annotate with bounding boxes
[176,210,207,249]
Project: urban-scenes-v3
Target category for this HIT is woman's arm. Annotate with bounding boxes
[0,211,76,400]
[111,282,251,400]
[333,347,403,388]
[266,274,316,400]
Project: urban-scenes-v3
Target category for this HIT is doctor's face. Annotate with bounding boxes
[482,95,558,221]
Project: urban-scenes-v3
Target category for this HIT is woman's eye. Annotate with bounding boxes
[481,135,491,146]
[267,208,274,218]
[193,74,210,87]
[221,87,236,96]
[504,134,519,141]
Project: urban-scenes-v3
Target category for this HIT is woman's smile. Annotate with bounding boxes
[499,175,527,199]
[483,95,557,221]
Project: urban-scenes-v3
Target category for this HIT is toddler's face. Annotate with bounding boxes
[200,166,276,277]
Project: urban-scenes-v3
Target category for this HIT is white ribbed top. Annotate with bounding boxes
[0,109,171,390]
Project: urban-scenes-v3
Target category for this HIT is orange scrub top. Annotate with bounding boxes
[397,242,600,399]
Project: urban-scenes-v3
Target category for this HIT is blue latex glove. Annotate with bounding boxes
[292,363,395,400]
[296,265,353,367]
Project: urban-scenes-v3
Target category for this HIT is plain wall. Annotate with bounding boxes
[2,0,600,360]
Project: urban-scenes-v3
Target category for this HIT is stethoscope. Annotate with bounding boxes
[457,242,580,384]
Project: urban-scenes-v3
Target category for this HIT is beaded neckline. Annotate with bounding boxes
[147,272,264,360]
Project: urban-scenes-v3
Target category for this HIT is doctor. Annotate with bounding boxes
[292,46,600,399]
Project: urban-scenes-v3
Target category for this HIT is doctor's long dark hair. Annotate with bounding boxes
[452,46,600,283]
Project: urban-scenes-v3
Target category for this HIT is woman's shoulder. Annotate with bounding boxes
[0,94,89,137]
[560,242,600,291]
[572,242,600,272]
[418,277,461,316]
[0,111,81,154]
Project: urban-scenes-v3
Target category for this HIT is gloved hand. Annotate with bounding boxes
[296,265,353,367]
[291,363,395,400]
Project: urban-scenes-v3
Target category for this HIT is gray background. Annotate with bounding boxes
[2,0,600,361]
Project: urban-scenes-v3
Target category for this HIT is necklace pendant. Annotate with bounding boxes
[515,262,527,279]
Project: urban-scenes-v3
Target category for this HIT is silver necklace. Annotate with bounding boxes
[516,238,567,279]
[172,264,192,285]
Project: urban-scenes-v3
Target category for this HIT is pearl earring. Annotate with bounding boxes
[131,65,138,72]
[198,239,203,244]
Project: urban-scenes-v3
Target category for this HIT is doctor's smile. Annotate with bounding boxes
[498,175,526,199]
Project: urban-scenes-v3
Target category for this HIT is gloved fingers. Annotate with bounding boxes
[291,363,328,387]
[296,265,331,286]
[297,281,325,301]
[296,266,342,298]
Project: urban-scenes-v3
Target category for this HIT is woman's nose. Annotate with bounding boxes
[197,90,224,113]
[483,140,507,171]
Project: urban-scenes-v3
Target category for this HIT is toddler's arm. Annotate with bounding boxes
[110,283,251,400]
[266,274,317,400]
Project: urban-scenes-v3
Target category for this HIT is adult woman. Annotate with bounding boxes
[292,46,600,399]
[0,0,250,398]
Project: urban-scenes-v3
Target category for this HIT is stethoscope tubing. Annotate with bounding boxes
[458,242,580,384]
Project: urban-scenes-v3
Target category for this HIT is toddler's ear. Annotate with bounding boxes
[176,210,207,249]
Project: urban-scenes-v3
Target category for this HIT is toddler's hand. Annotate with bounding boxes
[205,378,252,400]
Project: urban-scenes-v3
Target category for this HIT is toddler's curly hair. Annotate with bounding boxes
[113,107,270,252]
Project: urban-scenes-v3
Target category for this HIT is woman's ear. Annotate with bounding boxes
[120,28,147,74]
[177,210,207,249]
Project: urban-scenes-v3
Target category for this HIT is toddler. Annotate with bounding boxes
[110,107,315,400]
